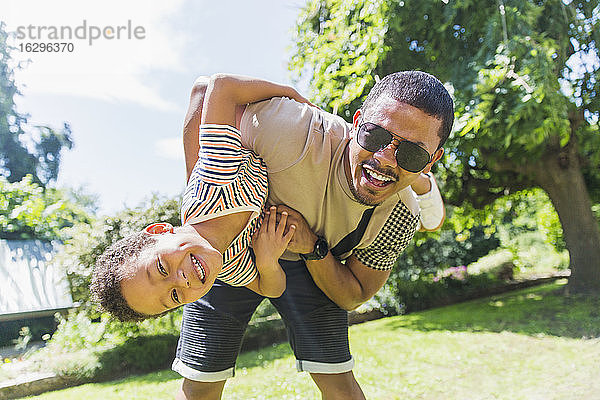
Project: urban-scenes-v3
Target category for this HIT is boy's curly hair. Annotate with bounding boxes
[90,231,156,322]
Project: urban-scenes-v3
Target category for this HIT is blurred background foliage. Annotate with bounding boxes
[0,22,73,187]
[0,175,95,241]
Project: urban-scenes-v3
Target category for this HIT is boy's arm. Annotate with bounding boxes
[183,74,314,181]
[202,73,312,128]
[246,207,296,298]
[244,259,286,298]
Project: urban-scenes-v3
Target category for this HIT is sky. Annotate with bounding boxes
[3,0,309,214]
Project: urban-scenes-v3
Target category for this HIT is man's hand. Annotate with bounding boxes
[271,204,317,254]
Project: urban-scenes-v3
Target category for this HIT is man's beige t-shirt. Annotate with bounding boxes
[240,97,419,267]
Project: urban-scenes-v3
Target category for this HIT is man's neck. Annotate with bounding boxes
[343,143,353,194]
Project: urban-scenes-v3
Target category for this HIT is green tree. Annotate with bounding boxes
[0,175,94,241]
[0,22,73,186]
[290,0,600,293]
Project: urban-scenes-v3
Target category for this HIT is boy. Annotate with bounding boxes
[91,76,316,321]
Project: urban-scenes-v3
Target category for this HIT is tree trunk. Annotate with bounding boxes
[532,143,600,294]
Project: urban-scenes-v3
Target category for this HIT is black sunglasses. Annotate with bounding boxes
[356,121,433,173]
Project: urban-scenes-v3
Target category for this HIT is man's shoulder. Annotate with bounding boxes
[353,190,420,271]
[240,97,351,172]
[396,186,419,217]
[374,187,419,219]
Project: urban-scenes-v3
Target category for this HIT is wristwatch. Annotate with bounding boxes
[300,235,329,261]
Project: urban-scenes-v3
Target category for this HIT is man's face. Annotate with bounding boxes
[120,224,223,316]
[345,95,444,206]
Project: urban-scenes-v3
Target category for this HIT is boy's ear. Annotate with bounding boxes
[144,223,174,235]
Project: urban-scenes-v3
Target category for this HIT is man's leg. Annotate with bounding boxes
[311,371,366,400]
[173,280,264,400]
[271,259,366,400]
[175,380,225,400]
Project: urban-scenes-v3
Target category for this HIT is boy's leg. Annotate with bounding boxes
[270,259,365,399]
[183,76,246,180]
[173,280,264,400]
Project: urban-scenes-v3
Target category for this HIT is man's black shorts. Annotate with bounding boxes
[172,258,354,382]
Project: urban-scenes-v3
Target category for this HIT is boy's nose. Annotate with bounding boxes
[175,270,190,288]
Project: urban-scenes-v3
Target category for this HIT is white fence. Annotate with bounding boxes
[0,240,74,321]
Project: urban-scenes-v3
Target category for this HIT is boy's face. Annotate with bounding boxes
[120,224,223,315]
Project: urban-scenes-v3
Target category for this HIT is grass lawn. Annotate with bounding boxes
[25,280,600,399]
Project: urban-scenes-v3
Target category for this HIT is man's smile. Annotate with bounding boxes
[361,163,398,189]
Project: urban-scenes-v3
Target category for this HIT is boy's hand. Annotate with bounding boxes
[253,206,296,264]
[271,205,318,255]
[286,88,321,110]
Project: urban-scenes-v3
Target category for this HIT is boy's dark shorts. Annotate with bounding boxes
[172,258,353,382]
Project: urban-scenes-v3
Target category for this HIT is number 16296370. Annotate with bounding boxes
[19,42,74,52]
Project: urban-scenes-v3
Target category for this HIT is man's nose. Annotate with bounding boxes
[374,142,398,168]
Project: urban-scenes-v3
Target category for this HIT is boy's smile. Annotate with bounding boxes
[120,224,223,315]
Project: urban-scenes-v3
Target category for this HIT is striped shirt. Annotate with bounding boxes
[181,124,268,286]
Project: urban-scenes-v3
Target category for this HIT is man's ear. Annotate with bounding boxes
[352,109,362,131]
[422,148,444,174]
[144,223,175,235]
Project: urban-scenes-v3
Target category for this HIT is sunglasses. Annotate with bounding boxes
[356,121,433,173]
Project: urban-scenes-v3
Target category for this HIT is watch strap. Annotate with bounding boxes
[300,235,328,261]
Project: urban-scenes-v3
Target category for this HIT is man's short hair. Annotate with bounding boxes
[90,231,156,322]
[362,71,454,149]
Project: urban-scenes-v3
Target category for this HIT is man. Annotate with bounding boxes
[175,72,454,399]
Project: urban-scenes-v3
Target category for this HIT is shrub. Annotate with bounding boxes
[97,334,179,376]
[42,349,104,382]
[34,334,179,382]
[0,175,94,241]
[375,270,502,315]
[47,308,182,350]
[391,224,500,281]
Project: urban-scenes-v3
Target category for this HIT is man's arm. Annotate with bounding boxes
[306,254,391,311]
[276,205,390,310]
